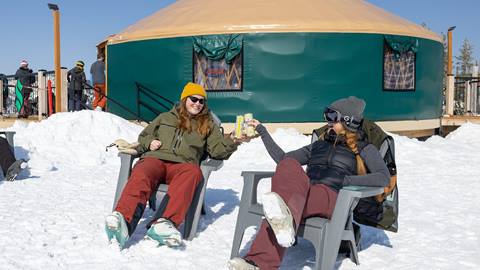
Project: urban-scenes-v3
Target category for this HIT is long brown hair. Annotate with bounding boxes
[177,98,211,137]
[340,128,367,175]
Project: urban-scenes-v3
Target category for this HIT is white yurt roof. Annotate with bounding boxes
[107,0,442,44]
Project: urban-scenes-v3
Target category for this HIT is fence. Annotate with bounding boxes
[3,71,55,116]
[1,70,95,118]
[453,76,480,115]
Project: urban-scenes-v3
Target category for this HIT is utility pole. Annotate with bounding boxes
[445,26,456,115]
[48,3,63,112]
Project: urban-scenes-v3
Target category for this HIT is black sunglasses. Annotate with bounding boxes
[188,96,205,105]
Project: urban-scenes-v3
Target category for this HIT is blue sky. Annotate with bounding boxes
[0,0,478,76]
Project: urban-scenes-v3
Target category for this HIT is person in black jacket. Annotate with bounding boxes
[228,96,390,270]
[0,73,8,111]
[14,60,35,118]
[67,61,86,111]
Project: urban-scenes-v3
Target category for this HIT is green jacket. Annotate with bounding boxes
[138,107,237,164]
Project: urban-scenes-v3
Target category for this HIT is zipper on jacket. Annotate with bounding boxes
[327,144,334,167]
[172,129,183,154]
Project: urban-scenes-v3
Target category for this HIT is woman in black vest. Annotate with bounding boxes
[229,96,390,270]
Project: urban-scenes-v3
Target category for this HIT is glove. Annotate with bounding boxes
[107,139,140,155]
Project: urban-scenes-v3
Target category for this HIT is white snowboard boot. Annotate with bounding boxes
[261,192,296,247]
[105,211,129,249]
[146,218,182,247]
[5,159,28,181]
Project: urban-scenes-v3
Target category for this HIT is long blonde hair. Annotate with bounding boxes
[177,98,211,137]
[339,129,367,175]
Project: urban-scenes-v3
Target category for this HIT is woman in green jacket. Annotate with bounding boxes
[105,82,238,249]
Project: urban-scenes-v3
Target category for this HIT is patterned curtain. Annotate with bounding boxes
[383,36,418,90]
[193,34,243,63]
[193,34,243,91]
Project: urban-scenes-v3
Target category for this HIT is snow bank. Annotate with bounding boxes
[0,112,479,269]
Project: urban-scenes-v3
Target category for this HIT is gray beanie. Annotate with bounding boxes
[328,96,366,131]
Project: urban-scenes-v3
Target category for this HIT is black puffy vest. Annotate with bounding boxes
[306,134,366,191]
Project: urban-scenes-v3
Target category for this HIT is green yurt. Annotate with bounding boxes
[103,0,443,134]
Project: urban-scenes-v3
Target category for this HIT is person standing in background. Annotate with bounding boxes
[14,60,35,118]
[67,61,86,111]
[0,73,8,111]
[90,54,106,111]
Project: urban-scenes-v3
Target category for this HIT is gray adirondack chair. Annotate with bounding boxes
[230,131,387,270]
[111,112,224,240]
[112,153,223,240]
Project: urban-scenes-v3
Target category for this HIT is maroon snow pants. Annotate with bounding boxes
[115,157,203,233]
[245,158,338,270]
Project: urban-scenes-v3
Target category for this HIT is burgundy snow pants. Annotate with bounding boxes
[245,158,338,270]
[115,157,203,234]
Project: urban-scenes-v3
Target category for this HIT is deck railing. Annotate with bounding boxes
[453,76,480,115]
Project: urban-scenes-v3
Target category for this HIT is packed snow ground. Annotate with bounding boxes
[0,111,479,269]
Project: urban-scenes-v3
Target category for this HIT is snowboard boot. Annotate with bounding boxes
[261,192,295,247]
[227,257,259,270]
[5,159,28,181]
[105,211,129,249]
[146,218,182,247]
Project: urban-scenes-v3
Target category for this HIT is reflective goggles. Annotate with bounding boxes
[323,107,362,130]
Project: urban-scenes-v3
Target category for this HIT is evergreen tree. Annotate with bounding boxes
[455,38,474,75]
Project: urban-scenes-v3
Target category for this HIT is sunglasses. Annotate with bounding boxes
[188,96,205,105]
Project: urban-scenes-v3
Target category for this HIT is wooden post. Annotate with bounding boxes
[447,30,453,75]
[61,68,68,112]
[37,70,47,120]
[49,6,63,112]
[446,76,455,115]
[445,27,456,116]
[473,66,479,114]
[465,81,471,114]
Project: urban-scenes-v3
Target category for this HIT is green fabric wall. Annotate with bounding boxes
[107,33,443,122]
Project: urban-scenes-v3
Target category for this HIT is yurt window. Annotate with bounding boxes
[192,35,243,91]
[383,36,418,91]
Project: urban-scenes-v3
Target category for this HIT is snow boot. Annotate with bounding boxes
[227,257,259,270]
[5,159,28,181]
[146,218,182,247]
[105,211,129,249]
[261,192,295,247]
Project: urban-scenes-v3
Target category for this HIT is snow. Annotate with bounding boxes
[0,111,479,269]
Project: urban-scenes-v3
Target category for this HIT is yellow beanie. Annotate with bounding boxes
[180,82,207,101]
